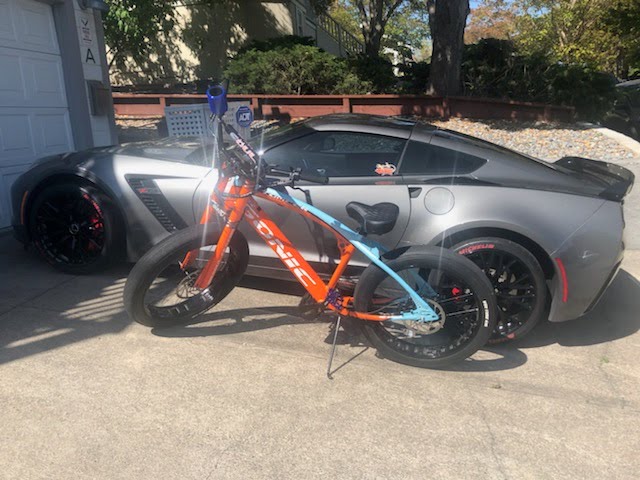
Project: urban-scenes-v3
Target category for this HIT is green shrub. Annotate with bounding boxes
[225,43,381,95]
[236,35,315,55]
[346,54,396,93]
[462,39,616,120]
[398,61,430,94]
[546,65,616,120]
[225,44,341,94]
[225,34,615,119]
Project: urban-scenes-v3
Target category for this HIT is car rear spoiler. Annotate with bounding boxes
[555,156,635,202]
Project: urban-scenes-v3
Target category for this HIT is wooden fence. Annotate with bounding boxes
[112,93,575,122]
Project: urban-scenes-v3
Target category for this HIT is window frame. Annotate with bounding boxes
[261,129,410,179]
[397,133,488,178]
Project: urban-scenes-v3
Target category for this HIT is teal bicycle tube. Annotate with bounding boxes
[264,187,440,322]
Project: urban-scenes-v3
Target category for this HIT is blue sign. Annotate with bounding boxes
[236,105,253,128]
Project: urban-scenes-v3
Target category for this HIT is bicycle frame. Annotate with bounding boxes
[184,117,440,324]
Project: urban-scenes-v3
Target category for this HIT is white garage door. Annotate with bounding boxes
[0,0,73,228]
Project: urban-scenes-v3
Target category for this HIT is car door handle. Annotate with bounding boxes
[409,187,422,198]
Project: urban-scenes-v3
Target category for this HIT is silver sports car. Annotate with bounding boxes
[11,114,634,342]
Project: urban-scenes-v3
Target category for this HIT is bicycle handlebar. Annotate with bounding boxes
[207,83,328,187]
[297,170,329,184]
[267,166,328,185]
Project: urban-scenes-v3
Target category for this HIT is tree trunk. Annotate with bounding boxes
[357,0,403,57]
[427,0,470,96]
[363,23,384,57]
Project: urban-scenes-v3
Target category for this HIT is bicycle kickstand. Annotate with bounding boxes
[326,315,342,380]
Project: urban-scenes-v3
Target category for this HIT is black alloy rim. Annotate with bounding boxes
[463,249,537,339]
[367,268,482,359]
[34,191,106,266]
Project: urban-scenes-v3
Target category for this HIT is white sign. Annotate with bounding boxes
[79,14,94,45]
[76,11,99,65]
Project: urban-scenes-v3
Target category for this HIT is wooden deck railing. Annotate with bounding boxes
[112,93,575,123]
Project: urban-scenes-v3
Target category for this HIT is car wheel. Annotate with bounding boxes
[29,182,123,274]
[452,237,548,343]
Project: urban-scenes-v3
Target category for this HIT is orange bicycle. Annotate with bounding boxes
[123,85,497,371]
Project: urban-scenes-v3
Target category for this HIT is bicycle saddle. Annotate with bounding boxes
[345,201,399,235]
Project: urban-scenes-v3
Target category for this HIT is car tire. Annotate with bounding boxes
[452,237,548,343]
[29,182,123,274]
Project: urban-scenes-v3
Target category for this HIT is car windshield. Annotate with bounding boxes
[219,121,310,163]
[249,122,298,152]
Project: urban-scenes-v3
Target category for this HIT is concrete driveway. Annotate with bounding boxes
[1,233,639,480]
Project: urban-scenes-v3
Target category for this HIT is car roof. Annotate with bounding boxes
[617,79,640,88]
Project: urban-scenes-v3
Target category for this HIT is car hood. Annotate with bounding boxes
[41,137,214,170]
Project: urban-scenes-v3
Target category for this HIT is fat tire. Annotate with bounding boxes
[453,237,548,343]
[354,246,497,368]
[124,224,249,328]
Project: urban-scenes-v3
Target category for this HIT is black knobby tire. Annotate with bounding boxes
[29,182,123,274]
[124,224,249,328]
[453,237,548,343]
[354,246,497,368]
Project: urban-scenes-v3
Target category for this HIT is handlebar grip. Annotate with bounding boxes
[206,85,228,115]
[298,171,329,184]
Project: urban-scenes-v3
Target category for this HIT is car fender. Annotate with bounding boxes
[400,186,606,255]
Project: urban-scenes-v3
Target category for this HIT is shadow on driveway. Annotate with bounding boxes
[2,229,639,374]
[0,238,132,366]
[515,269,640,348]
[151,268,640,373]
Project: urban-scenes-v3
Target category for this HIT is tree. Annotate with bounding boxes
[465,0,519,44]
[329,1,429,60]
[382,1,430,63]
[427,0,470,96]
[516,1,617,69]
[515,0,640,78]
[104,0,177,69]
[358,0,406,57]
[329,1,407,57]
[602,0,640,78]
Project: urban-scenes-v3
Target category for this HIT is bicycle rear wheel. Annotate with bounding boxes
[354,246,497,368]
[124,224,249,328]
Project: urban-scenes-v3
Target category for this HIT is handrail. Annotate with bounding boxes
[317,12,364,55]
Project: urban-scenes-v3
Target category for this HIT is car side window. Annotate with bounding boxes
[400,141,486,175]
[262,131,406,177]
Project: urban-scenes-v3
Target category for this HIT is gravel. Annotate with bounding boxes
[116,117,163,143]
[116,116,638,163]
[429,118,637,162]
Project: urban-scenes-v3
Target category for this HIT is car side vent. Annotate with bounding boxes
[127,177,188,232]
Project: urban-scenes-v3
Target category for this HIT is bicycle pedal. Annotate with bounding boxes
[297,293,325,320]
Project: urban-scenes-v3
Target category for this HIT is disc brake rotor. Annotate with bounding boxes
[175,270,202,299]
[392,299,446,336]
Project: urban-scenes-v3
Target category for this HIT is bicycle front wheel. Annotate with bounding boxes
[354,246,497,368]
[124,224,249,328]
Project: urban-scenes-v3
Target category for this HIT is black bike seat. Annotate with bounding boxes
[345,201,399,235]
